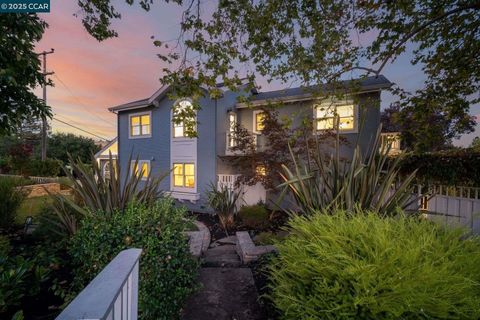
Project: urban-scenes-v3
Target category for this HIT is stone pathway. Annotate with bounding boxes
[182,235,266,320]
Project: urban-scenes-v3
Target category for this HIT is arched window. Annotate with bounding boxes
[173,99,196,138]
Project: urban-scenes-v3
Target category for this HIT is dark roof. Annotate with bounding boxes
[108,75,392,112]
[109,98,150,112]
[249,75,391,102]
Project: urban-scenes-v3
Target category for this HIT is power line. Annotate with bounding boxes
[52,117,109,141]
[53,74,115,127]
[53,113,114,141]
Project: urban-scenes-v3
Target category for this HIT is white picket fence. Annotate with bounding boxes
[408,185,480,234]
[56,249,141,320]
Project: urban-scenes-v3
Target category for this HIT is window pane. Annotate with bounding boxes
[131,116,140,126]
[317,118,334,130]
[131,126,140,136]
[185,175,195,188]
[316,105,334,118]
[173,163,183,175]
[174,175,184,187]
[141,162,149,178]
[256,165,266,176]
[339,116,354,130]
[142,124,150,135]
[336,105,354,117]
[141,115,150,125]
[185,164,195,175]
[255,112,265,131]
[174,126,184,138]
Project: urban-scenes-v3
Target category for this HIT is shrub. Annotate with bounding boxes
[0,178,27,229]
[238,204,270,229]
[57,154,167,218]
[279,127,416,216]
[206,183,242,234]
[253,231,286,245]
[0,236,50,315]
[269,211,480,319]
[69,199,198,320]
[26,158,62,177]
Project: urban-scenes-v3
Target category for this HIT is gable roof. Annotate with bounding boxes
[94,137,118,159]
[108,75,391,112]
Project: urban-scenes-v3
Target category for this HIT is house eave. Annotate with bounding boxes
[235,85,391,109]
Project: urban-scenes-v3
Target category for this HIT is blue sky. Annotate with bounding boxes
[36,0,479,146]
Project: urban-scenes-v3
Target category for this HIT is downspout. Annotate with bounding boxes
[214,98,218,182]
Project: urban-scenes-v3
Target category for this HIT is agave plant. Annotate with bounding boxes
[278,126,417,216]
[50,153,168,231]
[206,182,242,234]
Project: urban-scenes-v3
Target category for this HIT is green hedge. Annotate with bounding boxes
[69,199,198,320]
[0,177,27,229]
[238,204,270,229]
[394,150,480,186]
[269,211,480,319]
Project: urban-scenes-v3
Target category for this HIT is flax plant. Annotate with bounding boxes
[206,182,242,234]
[279,126,417,216]
[49,153,167,235]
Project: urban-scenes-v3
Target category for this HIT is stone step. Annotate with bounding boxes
[203,245,237,257]
[202,254,242,268]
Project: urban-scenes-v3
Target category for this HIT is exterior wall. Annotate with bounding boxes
[117,92,241,212]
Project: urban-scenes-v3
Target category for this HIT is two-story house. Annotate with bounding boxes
[108,75,392,212]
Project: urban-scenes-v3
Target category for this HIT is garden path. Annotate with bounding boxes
[181,237,266,320]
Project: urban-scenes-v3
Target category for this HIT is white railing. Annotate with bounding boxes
[413,185,480,234]
[217,174,241,190]
[56,248,142,320]
[380,132,401,155]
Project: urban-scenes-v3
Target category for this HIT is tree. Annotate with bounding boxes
[381,102,474,152]
[75,1,479,138]
[0,14,51,135]
[45,133,101,164]
[470,137,480,152]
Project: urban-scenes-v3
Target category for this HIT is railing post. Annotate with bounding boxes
[56,248,142,320]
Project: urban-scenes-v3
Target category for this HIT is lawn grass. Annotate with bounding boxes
[16,196,52,224]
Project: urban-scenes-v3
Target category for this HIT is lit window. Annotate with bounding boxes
[173,100,196,138]
[228,112,237,148]
[256,164,266,176]
[131,160,150,180]
[173,163,195,188]
[315,104,355,132]
[130,113,151,137]
[253,110,265,133]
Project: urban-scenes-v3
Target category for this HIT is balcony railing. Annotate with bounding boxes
[380,132,401,155]
[56,248,142,320]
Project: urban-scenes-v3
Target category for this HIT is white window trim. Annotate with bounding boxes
[128,111,152,139]
[252,110,265,134]
[170,161,197,194]
[172,98,197,140]
[313,103,359,134]
[130,160,150,181]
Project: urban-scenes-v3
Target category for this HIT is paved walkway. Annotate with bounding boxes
[182,236,266,320]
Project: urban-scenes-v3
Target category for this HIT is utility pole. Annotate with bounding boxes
[38,49,54,161]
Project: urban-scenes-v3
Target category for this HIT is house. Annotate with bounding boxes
[94,137,118,176]
[108,75,392,212]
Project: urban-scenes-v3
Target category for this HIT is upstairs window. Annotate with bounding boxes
[131,160,150,180]
[253,110,265,134]
[173,163,195,188]
[173,100,196,138]
[227,112,237,148]
[129,113,151,137]
[315,104,355,132]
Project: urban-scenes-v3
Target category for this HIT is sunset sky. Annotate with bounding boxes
[36,1,479,146]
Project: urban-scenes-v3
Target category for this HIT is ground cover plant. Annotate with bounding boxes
[268,210,480,319]
[69,199,199,320]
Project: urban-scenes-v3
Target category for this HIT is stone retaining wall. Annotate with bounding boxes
[19,183,64,198]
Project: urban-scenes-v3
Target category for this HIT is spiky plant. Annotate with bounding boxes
[50,153,168,230]
[278,126,417,216]
[206,182,242,234]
